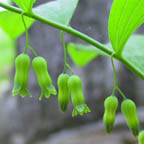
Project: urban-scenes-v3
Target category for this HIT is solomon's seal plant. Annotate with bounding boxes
[68,75,90,117]
[121,99,140,136]
[57,73,70,112]
[0,0,144,141]
[103,96,118,134]
[32,56,57,100]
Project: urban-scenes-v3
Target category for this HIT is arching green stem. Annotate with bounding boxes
[29,45,38,57]
[21,12,29,53]
[66,63,74,74]
[60,31,74,74]
[111,54,126,99]
[111,54,118,95]
[60,31,67,73]
[116,87,126,99]
[21,13,38,57]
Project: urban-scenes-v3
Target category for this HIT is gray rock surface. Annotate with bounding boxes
[31,107,144,144]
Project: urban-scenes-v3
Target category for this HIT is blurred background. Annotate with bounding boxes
[0,0,144,144]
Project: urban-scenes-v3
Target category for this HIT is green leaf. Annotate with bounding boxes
[14,0,36,12]
[68,43,108,67]
[68,35,144,79]
[33,0,79,25]
[0,10,34,39]
[106,35,144,78]
[108,0,144,54]
[122,35,144,77]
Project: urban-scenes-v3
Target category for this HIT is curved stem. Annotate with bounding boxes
[60,31,67,73]
[66,64,74,74]
[116,87,126,100]
[29,45,38,57]
[21,12,29,53]
[111,53,118,95]
[111,54,127,99]
[0,2,144,79]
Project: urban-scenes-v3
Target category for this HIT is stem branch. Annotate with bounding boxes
[60,31,67,73]
[66,64,74,74]
[21,12,29,53]
[111,54,118,95]
[29,45,38,57]
[116,87,126,99]
[111,54,127,99]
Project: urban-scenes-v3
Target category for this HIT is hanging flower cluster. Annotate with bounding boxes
[12,15,90,117]
[57,74,90,116]
[13,54,90,116]
[13,55,57,100]
[102,56,144,141]
[103,97,140,136]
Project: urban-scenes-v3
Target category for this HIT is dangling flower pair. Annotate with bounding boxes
[57,73,90,117]
[12,54,57,100]
[103,96,139,136]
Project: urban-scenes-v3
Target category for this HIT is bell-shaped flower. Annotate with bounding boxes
[32,56,57,100]
[57,73,70,112]
[12,54,32,98]
[68,75,90,117]
[103,96,118,134]
[121,99,140,136]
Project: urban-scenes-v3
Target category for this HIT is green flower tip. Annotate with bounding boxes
[48,84,57,95]
[72,104,91,117]
[60,104,67,113]
[39,84,57,101]
[12,86,32,98]
[131,126,139,136]
[104,122,113,134]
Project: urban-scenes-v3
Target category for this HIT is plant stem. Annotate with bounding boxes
[66,64,74,74]
[60,31,74,74]
[116,87,126,100]
[111,54,127,99]
[29,45,38,57]
[111,54,118,95]
[0,2,143,78]
[21,13,29,53]
[60,31,67,73]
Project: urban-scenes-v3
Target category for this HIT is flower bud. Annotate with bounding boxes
[12,54,31,98]
[32,56,57,100]
[57,73,70,112]
[68,75,90,117]
[138,130,144,144]
[103,96,118,134]
[121,99,139,136]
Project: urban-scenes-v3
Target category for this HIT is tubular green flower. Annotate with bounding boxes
[138,130,144,144]
[121,99,139,136]
[32,56,57,100]
[12,54,32,98]
[103,96,118,134]
[57,73,70,112]
[68,75,90,117]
